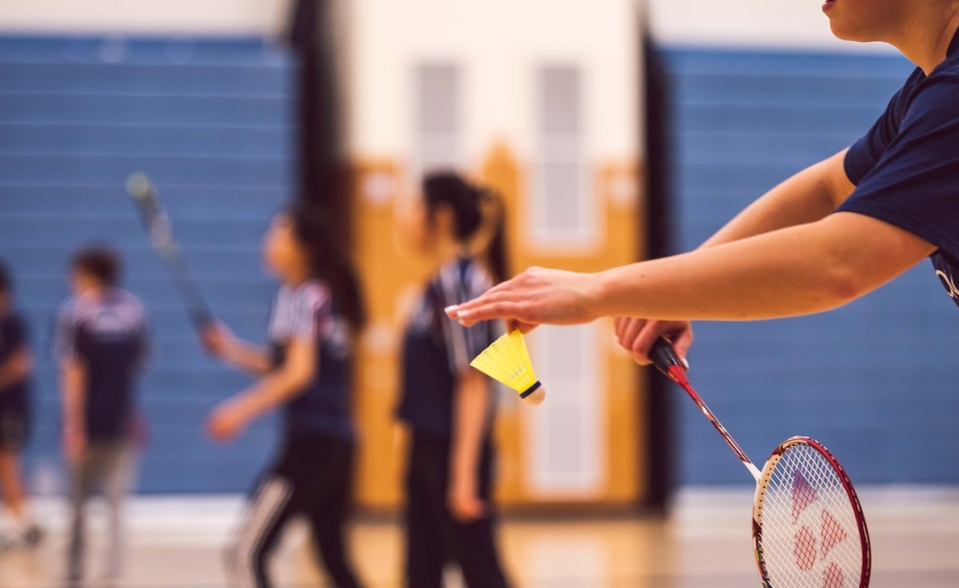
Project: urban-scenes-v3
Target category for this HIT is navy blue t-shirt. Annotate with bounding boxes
[839,28,959,310]
[0,312,29,409]
[398,258,499,435]
[268,280,354,439]
[53,289,150,441]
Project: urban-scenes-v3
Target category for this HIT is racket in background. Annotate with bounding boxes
[650,339,871,588]
[126,173,212,331]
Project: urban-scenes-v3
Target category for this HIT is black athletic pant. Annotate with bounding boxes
[226,433,363,588]
[405,431,511,588]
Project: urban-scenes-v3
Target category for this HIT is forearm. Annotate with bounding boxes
[222,340,272,374]
[700,149,853,249]
[594,213,931,321]
[225,371,307,424]
[450,372,490,484]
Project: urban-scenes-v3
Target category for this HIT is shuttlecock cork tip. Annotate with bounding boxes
[521,385,546,406]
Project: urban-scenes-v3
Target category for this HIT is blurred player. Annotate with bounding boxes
[0,261,42,551]
[53,246,150,587]
[396,173,511,588]
[447,1,959,369]
[202,204,366,588]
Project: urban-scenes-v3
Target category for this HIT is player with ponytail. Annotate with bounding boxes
[396,172,512,588]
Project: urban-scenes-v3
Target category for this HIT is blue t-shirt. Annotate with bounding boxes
[268,280,354,439]
[398,258,499,435]
[52,289,150,441]
[0,312,29,409]
[839,28,959,310]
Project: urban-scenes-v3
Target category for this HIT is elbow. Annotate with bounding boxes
[819,254,870,309]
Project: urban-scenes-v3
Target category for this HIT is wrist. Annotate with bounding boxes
[588,270,617,317]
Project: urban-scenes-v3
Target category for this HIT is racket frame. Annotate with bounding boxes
[127,174,212,331]
[752,436,872,588]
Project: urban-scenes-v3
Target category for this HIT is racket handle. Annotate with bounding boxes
[650,337,684,377]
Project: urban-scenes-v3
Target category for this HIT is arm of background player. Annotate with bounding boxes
[61,357,87,462]
[201,321,272,375]
[0,347,32,390]
[205,336,315,441]
[448,370,492,522]
[613,149,856,362]
[450,212,935,326]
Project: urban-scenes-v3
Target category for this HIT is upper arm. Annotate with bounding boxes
[823,148,856,208]
[821,212,936,295]
[280,336,316,387]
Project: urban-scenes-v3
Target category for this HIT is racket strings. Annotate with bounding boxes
[757,443,864,588]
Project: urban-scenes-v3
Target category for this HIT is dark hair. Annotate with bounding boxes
[287,203,367,331]
[71,245,122,286]
[423,172,509,283]
[0,260,10,294]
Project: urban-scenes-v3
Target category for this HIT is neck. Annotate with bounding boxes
[889,6,959,74]
[284,266,312,287]
[433,235,469,266]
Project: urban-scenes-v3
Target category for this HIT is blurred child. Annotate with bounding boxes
[0,261,42,550]
[202,204,366,588]
[53,246,150,586]
[396,173,511,588]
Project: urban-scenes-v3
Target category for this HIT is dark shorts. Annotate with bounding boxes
[0,401,30,451]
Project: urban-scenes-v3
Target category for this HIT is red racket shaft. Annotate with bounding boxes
[650,338,762,481]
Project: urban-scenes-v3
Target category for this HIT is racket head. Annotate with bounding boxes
[753,436,871,588]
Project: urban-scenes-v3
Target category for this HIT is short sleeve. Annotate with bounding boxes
[844,84,909,185]
[836,78,959,262]
[270,283,330,343]
[437,262,494,376]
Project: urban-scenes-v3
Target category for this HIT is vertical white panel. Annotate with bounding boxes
[414,63,462,177]
[526,323,604,495]
[531,66,594,249]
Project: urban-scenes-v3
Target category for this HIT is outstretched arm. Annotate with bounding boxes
[614,148,855,362]
[448,212,934,327]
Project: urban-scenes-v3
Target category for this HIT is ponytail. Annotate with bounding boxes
[288,203,368,331]
[423,172,510,283]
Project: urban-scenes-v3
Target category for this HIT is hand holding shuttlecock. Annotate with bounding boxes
[470,330,546,406]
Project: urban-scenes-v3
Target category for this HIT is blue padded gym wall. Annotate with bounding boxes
[0,35,294,493]
[664,48,959,485]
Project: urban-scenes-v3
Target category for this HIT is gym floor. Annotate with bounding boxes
[2,487,957,588]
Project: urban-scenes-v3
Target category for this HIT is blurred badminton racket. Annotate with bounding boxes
[126,173,212,331]
[650,338,870,588]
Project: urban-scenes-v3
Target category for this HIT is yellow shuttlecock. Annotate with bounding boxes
[470,330,546,406]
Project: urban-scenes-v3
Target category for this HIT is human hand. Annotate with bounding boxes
[205,400,249,443]
[445,266,600,332]
[613,319,693,367]
[448,472,486,523]
[200,321,234,360]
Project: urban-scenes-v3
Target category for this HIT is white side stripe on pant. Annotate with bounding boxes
[229,477,292,588]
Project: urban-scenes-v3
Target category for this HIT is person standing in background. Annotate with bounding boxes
[53,246,150,587]
[201,205,366,588]
[396,173,511,588]
[0,261,43,551]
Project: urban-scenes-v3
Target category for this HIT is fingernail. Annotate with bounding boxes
[444,305,459,316]
[681,357,690,369]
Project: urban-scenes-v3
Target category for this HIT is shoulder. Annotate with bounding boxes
[55,295,80,321]
[288,281,331,319]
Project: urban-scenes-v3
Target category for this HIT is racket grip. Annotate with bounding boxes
[650,337,684,377]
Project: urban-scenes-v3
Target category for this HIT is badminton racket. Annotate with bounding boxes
[650,338,871,588]
[127,173,212,331]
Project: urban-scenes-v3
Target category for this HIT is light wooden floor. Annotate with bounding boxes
[2,487,957,587]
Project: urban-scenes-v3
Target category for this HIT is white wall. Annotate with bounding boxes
[0,0,292,36]
[646,0,895,52]
[346,0,642,166]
